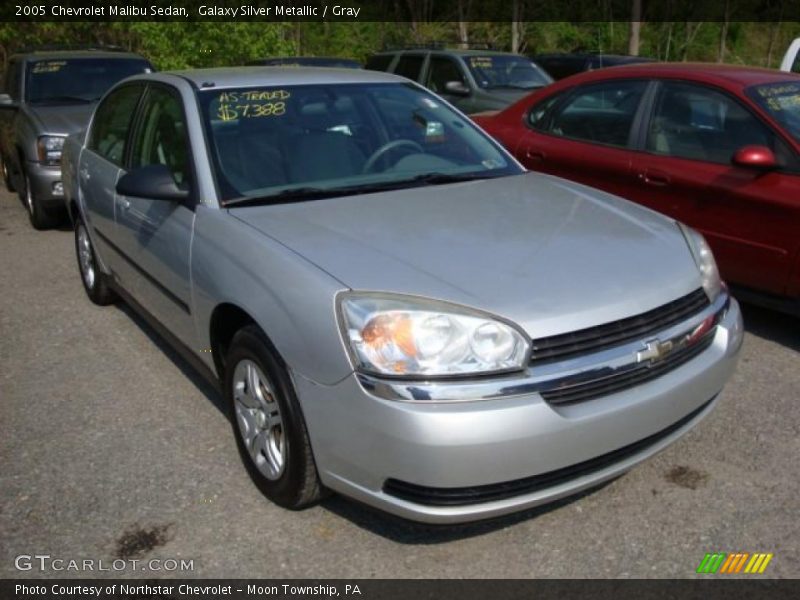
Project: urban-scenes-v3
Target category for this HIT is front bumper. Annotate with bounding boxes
[295,297,743,524]
[26,161,64,207]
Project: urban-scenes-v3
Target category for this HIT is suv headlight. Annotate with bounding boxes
[678,223,722,302]
[338,293,530,378]
[37,135,65,165]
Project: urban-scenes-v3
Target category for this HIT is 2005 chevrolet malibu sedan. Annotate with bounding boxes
[61,67,743,523]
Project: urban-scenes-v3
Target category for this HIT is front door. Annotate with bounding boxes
[115,83,196,346]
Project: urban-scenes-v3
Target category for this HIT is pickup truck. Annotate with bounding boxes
[62,66,741,523]
[0,48,151,229]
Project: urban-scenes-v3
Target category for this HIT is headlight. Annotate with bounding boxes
[338,293,530,378]
[678,223,722,302]
[36,136,65,165]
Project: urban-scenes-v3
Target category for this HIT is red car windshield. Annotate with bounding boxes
[747,81,800,144]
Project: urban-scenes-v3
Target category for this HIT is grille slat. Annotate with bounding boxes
[531,289,709,364]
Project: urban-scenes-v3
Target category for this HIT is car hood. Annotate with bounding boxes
[26,103,96,136]
[233,173,703,338]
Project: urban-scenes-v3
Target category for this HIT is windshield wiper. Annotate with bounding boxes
[223,173,499,208]
[485,83,540,90]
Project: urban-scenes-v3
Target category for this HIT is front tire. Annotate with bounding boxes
[1,154,15,192]
[21,170,58,230]
[75,217,117,305]
[225,325,323,509]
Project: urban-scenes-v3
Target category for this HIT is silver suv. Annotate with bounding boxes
[0,48,152,228]
[365,48,552,114]
[62,67,742,523]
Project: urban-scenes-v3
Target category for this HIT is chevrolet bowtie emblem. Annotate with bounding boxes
[637,339,675,364]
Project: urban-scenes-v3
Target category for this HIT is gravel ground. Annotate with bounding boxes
[1,188,798,579]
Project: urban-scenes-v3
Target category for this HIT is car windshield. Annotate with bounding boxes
[465,55,552,90]
[198,82,523,203]
[747,81,800,143]
[25,58,152,105]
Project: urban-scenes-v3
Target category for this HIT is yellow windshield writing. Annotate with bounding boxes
[32,61,66,73]
[215,90,291,121]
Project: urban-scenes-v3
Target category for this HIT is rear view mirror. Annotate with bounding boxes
[116,164,189,201]
[732,145,777,171]
[444,81,471,96]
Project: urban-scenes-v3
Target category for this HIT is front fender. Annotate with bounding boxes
[190,206,353,386]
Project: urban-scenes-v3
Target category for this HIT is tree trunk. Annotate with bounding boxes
[628,0,642,56]
[511,0,522,54]
[457,0,469,49]
[718,0,730,63]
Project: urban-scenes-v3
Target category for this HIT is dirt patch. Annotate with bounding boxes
[115,523,174,559]
[664,465,709,490]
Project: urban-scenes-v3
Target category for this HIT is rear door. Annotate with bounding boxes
[630,80,800,295]
[516,79,650,199]
[78,83,144,271]
[114,82,196,345]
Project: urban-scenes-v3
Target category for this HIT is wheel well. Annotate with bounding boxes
[209,304,257,376]
[68,199,79,223]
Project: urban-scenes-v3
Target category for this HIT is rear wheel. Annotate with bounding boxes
[224,325,324,509]
[21,170,58,230]
[75,217,117,305]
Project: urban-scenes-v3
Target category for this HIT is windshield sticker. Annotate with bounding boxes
[757,84,800,97]
[215,89,291,121]
[482,159,504,169]
[470,57,493,69]
[32,61,66,73]
[766,95,800,111]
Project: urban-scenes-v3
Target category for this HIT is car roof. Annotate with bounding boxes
[13,50,147,61]
[563,61,800,89]
[161,66,408,88]
[374,48,526,58]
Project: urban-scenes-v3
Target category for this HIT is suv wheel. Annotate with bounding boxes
[225,325,324,509]
[75,217,116,305]
[1,155,14,192]
[20,170,58,230]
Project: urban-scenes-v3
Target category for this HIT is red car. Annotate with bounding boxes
[474,63,800,313]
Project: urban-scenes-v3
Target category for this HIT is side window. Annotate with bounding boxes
[88,85,143,166]
[646,82,781,164]
[393,55,424,81]
[544,80,647,148]
[364,54,393,72]
[426,57,466,94]
[130,86,189,187]
[527,93,565,129]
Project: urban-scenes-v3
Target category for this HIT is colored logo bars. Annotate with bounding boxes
[696,552,774,574]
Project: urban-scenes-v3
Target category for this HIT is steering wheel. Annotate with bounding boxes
[362,139,424,173]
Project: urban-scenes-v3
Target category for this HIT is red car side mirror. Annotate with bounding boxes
[731,145,777,170]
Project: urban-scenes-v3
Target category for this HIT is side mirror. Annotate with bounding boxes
[444,80,471,96]
[732,145,777,171]
[116,164,189,201]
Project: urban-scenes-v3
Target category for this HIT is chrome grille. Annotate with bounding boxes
[530,288,709,365]
[540,331,716,406]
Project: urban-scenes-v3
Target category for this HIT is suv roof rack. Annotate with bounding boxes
[16,44,129,54]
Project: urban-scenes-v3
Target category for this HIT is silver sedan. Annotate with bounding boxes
[61,67,742,523]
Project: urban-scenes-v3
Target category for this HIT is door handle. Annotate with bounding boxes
[638,171,671,186]
[524,148,546,163]
[79,168,90,181]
